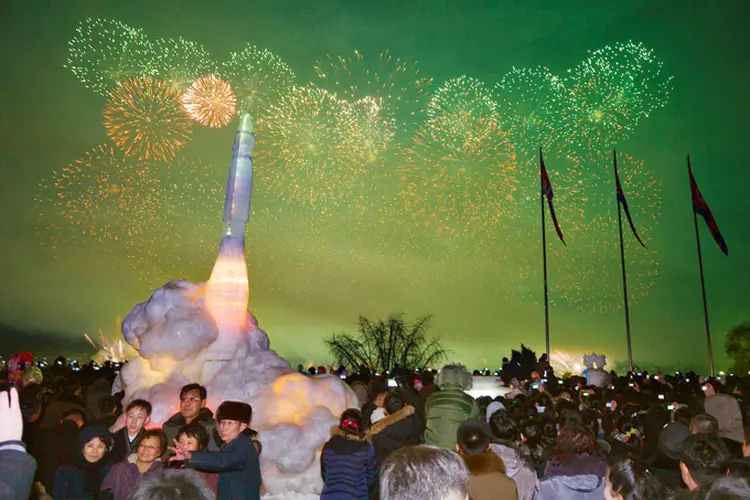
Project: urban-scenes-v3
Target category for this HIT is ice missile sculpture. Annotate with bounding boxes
[205,114,255,350]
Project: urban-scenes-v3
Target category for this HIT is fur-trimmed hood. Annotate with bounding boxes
[368,405,415,436]
[330,425,369,441]
[463,450,507,476]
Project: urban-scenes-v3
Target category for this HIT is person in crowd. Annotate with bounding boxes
[52,424,112,499]
[424,364,480,449]
[101,429,165,500]
[419,371,438,401]
[380,445,470,500]
[505,379,524,400]
[109,399,151,464]
[691,412,744,458]
[704,476,750,499]
[455,419,518,500]
[130,469,215,500]
[651,421,691,491]
[162,384,218,452]
[535,425,607,499]
[361,380,387,430]
[170,401,261,500]
[488,410,537,500]
[369,391,422,467]
[677,433,731,497]
[703,382,744,446]
[604,457,666,500]
[40,387,87,429]
[92,397,119,429]
[320,408,377,500]
[743,424,750,459]
[167,423,218,495]
[518,418,552,478]
[0,388,38,500]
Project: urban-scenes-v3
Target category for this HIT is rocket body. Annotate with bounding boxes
[221,113,255,239]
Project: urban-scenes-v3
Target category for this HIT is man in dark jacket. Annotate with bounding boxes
[0,388,37,500]
[110,399,152,463]
[170,401,261,500]
[369,392,422,467]
[162,384,219,451]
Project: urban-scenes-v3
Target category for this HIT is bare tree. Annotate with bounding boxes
[725,322,750,373]
[325,314,448,373]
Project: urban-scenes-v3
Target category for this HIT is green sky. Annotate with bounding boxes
[0,0,748,372]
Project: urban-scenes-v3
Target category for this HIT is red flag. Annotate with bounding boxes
[614,159,647,248]
[540,149,565,245]
[689,164,728,255]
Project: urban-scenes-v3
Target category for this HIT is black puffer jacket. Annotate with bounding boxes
[368,405,422,467]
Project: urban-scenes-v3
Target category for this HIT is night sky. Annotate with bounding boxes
[1,0,748,372]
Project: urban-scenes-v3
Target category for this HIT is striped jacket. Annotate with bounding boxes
[320,427,377,500]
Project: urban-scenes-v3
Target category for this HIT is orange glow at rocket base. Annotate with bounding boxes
[205,244,250,332]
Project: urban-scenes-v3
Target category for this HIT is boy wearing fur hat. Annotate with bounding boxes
[169,401,261,500]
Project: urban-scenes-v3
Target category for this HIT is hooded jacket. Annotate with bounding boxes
[321,427,377,500]
[100,454,162,500]
[52,425,111,500]
[533,474,605,500]
[463,450,519,500]
[185,429,261,500]
[491,443,538,500]
[162,407,219,452]
[368,405,422,466]
[424,365,481,449]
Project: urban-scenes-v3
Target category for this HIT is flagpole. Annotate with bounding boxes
[688,155,715,377]
[614,150,634,372]
[540,148,551,360]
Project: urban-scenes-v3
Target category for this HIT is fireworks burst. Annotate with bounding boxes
[103,76,193,162]
[314,49,433,137]
[399,78,516,250]
[254,86,359,208]
[35,144,160,250]
[217,44,295,118]
[339,97,396,167]
[182,74,237,128]
[562,41,673,150]
[65,18,157,95]
[153,37,214,92]
[495,66,567,165]
[84,316,138,363]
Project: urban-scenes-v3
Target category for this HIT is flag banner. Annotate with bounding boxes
[689,166,728,255]
[540,151,565,245]
[615,163,647,248]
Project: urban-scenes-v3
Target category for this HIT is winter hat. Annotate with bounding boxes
[216,401,252,424]
[486,401,506,423]
[658,422,690,461]
[77,424,112,456]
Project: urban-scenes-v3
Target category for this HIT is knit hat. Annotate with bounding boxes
[486,401,506,423]
[658,422,690,461]
[216,401,252,424]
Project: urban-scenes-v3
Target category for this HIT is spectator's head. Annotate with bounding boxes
[552,426,598,465]
[131,469,215,500]
[137,429,167,465]
[384,391,405,416]
[702,382,716,397]
[20,392,41,423]
[658,422,691,461]
[125,399,152,436]
[489,410,517,442]
[436,364,472,391]
[691,413,720,437]
[380,445,470,500]
[368,380,388,407]
[605,457,665,500]
[216,401,252,443]
[705,476,750,500]
[679,434,731,491]
[176,423,210,451]
[421,370,435,386]
[78,424,111,464]
[338,408,365,438]
[63,408,87,429]
[179,384,207,421]
[743,425,750,458]
[97,396,118,418]
[456,419,492,456]
[673,408,693,427]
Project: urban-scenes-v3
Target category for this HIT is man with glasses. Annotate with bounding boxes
[163,384,219,452]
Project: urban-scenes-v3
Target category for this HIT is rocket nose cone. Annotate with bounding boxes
[238,113,254,134]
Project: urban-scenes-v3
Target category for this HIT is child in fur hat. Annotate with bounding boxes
[169,401,262,500]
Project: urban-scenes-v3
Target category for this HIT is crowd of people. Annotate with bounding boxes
[2,357,750,499]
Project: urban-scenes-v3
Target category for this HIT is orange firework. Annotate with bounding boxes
[103,76,192,162]
[182,74,237,127]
